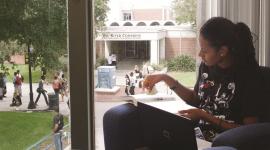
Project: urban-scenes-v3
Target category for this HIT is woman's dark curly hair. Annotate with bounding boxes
[200,17,258,69]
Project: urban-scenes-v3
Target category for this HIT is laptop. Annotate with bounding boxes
[137,102,198,150]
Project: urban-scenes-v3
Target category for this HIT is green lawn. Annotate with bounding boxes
[1,64,42,83]
[167,71,196,88]
[1,64,59,83]
[0,112,55,150]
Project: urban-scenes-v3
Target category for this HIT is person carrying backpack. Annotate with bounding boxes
[15,70,23,97]
[52,76,61,95]
[52,108,64,150]
[34,75,48,106]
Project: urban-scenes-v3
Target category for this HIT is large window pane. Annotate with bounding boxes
[0,0,70,149]
[94,0,198,149]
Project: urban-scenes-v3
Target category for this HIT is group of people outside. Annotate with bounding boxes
[0,67,69,108]
[34,71,69,106]
[125,64,150,95]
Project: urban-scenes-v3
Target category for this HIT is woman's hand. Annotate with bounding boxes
[178,108,207,121]
[143,74,166,91]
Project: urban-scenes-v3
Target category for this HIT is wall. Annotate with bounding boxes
[96,41,105,58]
[165,37,197,59]
[133,9,163,21]
[9,54,25,65]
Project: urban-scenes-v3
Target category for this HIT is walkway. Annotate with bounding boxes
[0,83,70,116]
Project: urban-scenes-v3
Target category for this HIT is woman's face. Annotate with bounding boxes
[199,35,223,66]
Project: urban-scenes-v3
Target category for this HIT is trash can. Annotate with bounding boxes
[48,93,59,110]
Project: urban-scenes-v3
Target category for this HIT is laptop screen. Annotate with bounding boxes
[137,102,198,150]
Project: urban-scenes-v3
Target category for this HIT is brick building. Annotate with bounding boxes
[95,1,197,64]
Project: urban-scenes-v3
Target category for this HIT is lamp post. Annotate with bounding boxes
[27,43,36,109]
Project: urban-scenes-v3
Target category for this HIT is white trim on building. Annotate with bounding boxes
[96,23,196,64]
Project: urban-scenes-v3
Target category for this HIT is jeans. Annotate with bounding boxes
[35,91,48,105]
[203,146,237,150]
[54,132,62,150]
[212,123,270,150]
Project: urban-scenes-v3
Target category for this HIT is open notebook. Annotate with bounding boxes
[120,93,194,114]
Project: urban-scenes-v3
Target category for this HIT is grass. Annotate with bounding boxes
[1,64,58,83]
[0,111,69,150]
[167,71,196,88]
[0,112,55,150]
[1,64,42,83]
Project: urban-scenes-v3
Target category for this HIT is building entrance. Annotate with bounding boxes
[111,41,150,60]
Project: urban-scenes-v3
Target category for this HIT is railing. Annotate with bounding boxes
[26,124,70,150]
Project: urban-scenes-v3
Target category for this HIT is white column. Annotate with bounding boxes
[159,38,165,60]
[259,0,270,66]
[93,40,96,64]
[104,41,111,58]
[150,40,159,64]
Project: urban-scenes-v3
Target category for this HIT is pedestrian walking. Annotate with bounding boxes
[124,74,130,96]
[129,72,136,95]
[15,70,24,97]
[0,73,4,100]
[60,74,68,102]
[52,75,61,95]
[34,75,48,106]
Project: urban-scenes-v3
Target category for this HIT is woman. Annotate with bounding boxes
[143,17,263,141]
[60,74,68,102]
[52,75,61,95]
[34,75,48,106]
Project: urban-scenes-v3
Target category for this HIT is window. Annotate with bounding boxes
[123,13,132,21]
[68,0,270,149]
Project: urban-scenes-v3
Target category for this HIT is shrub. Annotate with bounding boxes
[151,60,167,71]
[167,55,195,72]
[95,57,107,68]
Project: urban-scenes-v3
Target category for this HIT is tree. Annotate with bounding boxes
[94,0,110,30]
[0,0,67,70]
[172,0,197,25]
[0,0,27,42]
[0,0,109,70]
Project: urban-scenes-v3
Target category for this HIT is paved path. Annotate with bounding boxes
[0,68,211,150]
[0,69,136,115]
[0,82,70,116]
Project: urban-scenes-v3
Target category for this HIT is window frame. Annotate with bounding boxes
[67,0,270,149]
[68,0,94,149]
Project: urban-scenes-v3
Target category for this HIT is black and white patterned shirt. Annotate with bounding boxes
[194,63,262,141]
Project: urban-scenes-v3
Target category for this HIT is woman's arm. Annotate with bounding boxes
[144,74,200,105]
[179,109,258,130]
